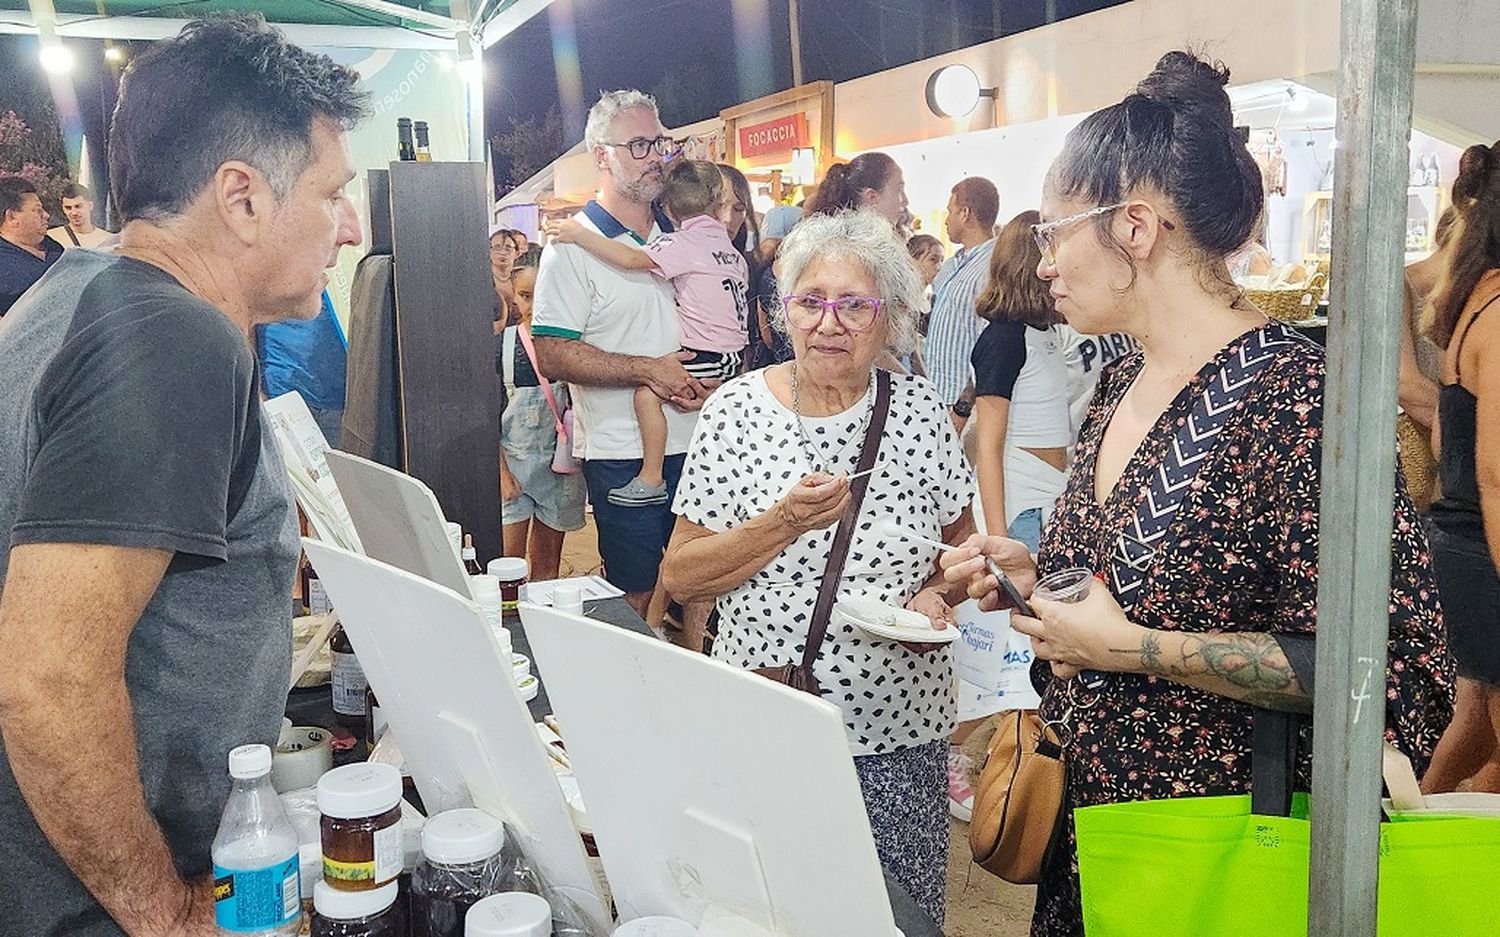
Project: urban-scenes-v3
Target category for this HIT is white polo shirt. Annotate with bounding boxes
[531,201,698,461]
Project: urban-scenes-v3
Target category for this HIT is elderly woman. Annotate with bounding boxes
[942,51,1453,937]
[661,210,975,923]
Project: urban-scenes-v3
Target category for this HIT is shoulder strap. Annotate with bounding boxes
[63,226,80,247]
[1453,292,1500,383]
[501,327,517,389]
[516,324,567,430]
[1109,327,1296,610]
[801,370,892,670]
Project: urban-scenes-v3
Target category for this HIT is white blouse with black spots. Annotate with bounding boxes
[673,368,974,755]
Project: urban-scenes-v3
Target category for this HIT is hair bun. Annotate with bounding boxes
[1454,143,1496,200]
[1135,51,1235,126]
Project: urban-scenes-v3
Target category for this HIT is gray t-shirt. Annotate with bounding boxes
[0,251,299,934]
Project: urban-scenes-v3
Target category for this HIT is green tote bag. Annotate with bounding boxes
[1075,715,1500,937]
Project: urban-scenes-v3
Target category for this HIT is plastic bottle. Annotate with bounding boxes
[212,744,303,935]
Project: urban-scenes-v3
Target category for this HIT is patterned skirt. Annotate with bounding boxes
[853,739,950,926]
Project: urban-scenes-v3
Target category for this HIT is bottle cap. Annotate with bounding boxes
[466,892,552,937]
[552,585,583,611]
[316,762,402,819]
[613,917,699,936]
[487,557,529,582]
[421,808,506,865]
[470,574,502,603]
[228,744,272,779]
[313,878,398,919]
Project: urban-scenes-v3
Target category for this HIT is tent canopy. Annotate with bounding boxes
[0,0,550,48]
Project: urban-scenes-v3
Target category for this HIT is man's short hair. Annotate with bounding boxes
[109,14,370,224]
[0,176,39,221]
[61,182,93,202]
[952,177,1000,230]
[583,89,661,152]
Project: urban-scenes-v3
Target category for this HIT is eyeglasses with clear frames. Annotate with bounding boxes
[782,295,884,333]
[1030,202,1177,267]
[604,136,679,160]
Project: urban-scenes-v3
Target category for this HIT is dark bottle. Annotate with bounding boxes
[397,118,416,162]
[462,534,484,576]
[329,626,368,730]
[414,121,432,162]
[365,686,385,755]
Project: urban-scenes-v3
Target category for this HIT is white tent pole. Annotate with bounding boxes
[0,11,455,49]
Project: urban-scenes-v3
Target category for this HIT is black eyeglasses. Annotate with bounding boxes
[604,136,678,160]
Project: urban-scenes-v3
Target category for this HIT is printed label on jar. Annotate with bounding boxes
[322,824,404,886]
[330,651,368,716]
[213,857,300,932]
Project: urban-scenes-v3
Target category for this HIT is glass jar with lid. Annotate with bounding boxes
[311,879,405,936]
[410,808,510,937]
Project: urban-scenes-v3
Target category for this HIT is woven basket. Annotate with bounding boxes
[1245,272,1328,323]
[1396,411,1438,512]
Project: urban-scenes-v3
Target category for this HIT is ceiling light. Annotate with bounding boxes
[39,44,74,75]
[104,46,124,64]
[925,64,997,119]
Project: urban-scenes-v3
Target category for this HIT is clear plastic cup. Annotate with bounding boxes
[1033,567,1093,604]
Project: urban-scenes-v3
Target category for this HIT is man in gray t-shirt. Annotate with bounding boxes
[0,17,368,935]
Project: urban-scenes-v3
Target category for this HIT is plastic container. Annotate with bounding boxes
[445,522,463,560]
[1033,567,1093,604]
[551,585,583,615]
[465,892,552,937]
[410,808,509,937]
[318,763,404,891]
[211,744,303,935]
[516,674,539,702]
[613,918,698,936]
[486,557,529,612]
[470,575,511,655]
[311,879,405,936]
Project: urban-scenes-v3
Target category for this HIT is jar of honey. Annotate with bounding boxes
[318,763,403,891]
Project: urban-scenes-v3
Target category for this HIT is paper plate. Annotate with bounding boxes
[836,595,961,644]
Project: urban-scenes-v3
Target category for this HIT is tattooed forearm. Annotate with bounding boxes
[1134,629,1312,713]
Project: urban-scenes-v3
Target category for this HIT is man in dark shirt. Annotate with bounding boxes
[0,16,367,935]
[0,176,64,315]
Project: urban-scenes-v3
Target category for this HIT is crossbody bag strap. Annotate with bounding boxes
[502,327,518,390]
[516,324,567,431]
[1108,327,1297,611]
[801,369,892,671]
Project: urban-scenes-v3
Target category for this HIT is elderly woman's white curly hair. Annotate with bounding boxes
[773,209,925,356]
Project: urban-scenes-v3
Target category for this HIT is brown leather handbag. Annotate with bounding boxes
[754,370,891,695]
[968,709,1067,883]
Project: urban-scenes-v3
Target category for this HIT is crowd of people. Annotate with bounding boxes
[0,12,1496,937]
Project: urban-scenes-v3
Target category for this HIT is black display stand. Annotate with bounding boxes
[352,160,502,561]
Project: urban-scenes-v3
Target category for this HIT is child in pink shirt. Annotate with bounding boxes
[546,160,749,506]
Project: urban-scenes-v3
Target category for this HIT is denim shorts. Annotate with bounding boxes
[581,453,686,594]
[502,453,586,531]
[1009,507,1044,554]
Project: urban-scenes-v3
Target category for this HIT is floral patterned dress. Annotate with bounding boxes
[1029,322,1455,937]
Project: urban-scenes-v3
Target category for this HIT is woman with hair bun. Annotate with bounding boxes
[1422,139,1500,793]
[806,151,909,227]
[941,51,1453,936]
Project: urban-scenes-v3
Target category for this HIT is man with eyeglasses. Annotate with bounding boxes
[531,89,709,621]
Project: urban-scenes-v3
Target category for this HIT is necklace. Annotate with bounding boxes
[790,363,874,475]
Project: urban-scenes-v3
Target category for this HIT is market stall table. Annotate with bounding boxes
[284,596,944,937]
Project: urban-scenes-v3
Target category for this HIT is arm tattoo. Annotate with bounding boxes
[1138,630,1311,714]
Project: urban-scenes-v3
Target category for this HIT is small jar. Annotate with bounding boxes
[410,808,508,937]
[318,763,404,891]
[486,557,529,612]
[311,879,405,936]
[469,575,511,654]
[612,918,698,936]
[465,892,551,937]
